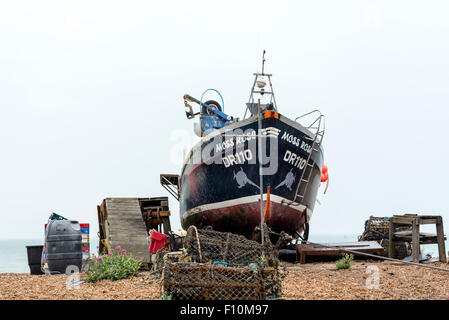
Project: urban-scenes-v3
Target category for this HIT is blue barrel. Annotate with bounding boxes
[45,220,82,274]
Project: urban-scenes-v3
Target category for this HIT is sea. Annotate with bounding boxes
[0,237,97,273]
[0,234,445,273]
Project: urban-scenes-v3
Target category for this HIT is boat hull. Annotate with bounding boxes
[180,115,324,238]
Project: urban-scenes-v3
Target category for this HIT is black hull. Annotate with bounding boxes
[180,114,324,238]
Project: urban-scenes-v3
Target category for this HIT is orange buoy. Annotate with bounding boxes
[321,172,328,182]
[322,164,328,174]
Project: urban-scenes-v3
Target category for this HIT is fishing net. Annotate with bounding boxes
[150,247,170,275]
[157,226,283,300]
[358,216,390,241]
[379,239,409,258]
[358,216,410,258]
[183,225,278,267]
[161,262,281,300]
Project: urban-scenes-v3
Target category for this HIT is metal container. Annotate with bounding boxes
[26,245,44,275]
[45,220,82,274]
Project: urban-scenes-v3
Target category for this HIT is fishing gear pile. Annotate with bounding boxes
[160,225,283,300]
[162,262,280,300]
[358,216,410,258]
[183,225,277,266]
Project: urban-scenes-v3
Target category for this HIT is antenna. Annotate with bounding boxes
[243,50,278,119]
[262,50,266,75]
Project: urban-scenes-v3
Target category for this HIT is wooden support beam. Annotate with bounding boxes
[389,220,395,258]
[162,216,172,235]
[418,218,438,225]
[391,216,414,225]
[390,214,446,263]
[436,217,447,263]
[412,220,420,263]
[145,210,170,218]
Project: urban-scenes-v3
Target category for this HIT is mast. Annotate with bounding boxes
[257,98,264,248]
[244,50,278,119]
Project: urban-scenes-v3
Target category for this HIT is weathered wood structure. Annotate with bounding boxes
[388,214,447,263]
[358,216,410,258]
[140,197,171,235]
[97,197,171,264]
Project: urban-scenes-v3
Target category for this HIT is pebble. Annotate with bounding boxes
[282,261,449,300]
[1,261,448,300]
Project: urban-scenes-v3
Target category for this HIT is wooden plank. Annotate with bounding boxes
[394,231,437,237]
[100,200,112,253]
[436,219,447,263]
[393,230,446,243]
[412,220,420,263]
[418,218,437,225]
[162,216,171,235]
[391,216,415,225]
[296,241,385,264]
[393,236,445,243]
[297,247,384,255]
[389,220,395,258]
[300,251,306,264]
[97,205,104,254]
[105,198,151,263]
[144,210,171,218]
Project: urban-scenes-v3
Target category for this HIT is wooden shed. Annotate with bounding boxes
[97,197,171,264]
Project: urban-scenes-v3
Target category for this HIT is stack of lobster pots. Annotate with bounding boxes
[358,216,410,258]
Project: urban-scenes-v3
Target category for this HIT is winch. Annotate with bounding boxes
[183,88,235,136]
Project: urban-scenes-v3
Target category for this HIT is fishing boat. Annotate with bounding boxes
[161,52,327,241]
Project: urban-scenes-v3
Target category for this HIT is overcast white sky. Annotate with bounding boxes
[1,1,448,242]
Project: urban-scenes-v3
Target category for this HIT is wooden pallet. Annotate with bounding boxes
[295,241,385,264]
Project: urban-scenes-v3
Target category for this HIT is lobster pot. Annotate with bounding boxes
[45,220,82,274]
[183,226,277,267]
[150,247,171,275]
[358,216,410,258]
[162,262,281,300]
[358,216,391,241]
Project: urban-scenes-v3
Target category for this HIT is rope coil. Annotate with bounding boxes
[191,226,203,262]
